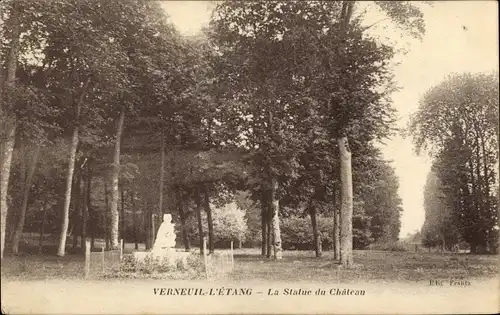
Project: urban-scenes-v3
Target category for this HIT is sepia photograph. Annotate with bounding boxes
[1,0,499,314]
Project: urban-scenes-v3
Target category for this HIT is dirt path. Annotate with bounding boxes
[2,277,499,314]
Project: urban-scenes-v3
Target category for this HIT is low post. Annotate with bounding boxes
[85,239,90,279]
[120,239,123,261]
[101,246,105,273]
[230,241,234,271]
[203,237,209,280]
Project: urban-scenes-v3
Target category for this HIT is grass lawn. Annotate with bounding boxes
[2,244,499,314]
[2,242,498,283]
[232,248,499,283]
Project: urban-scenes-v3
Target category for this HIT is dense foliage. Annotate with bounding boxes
[410,73,499,254]
[1,0,422,264]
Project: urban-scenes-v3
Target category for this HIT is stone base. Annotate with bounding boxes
[132,249,190,268]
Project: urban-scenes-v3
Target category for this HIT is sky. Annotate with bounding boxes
[159,1,499,237]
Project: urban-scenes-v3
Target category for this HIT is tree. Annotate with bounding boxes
[422,170,459,250]
[409,72,499,253]
[208,1,344,260]
[353,145,403,243]
[208,1,422,264]
[307,0,427,267]
[0,0,22,259]
[18,0,131,256]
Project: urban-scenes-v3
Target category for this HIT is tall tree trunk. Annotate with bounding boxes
[151,210,156,248]
[109,108,125,249]
[194,186,204,255]
[332,182,340,258]
[56,77,90,257]
[0,3,20,259]
[266,206,272,258]
[335,0,355,268]
[159,128,165,214]
[72,169,82,251]
[104,181,110,250]
[38,200,48,255]
[12,143,41,253]
[130,190,138,250]
[309,202,322,257]
[81,165,88,250]
[86,161,95,251]
[120,186,125,250]
[176,188,190,251]
[270,177,282,260]
[261,191,267,256]
[57,127,79,257]
[144,210,151,250]
[202,185,214,254]
[333,207,340,260]
[338,137,353,267]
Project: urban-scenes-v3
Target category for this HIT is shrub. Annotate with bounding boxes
[280,214,376,250]
[186,202,248,247]
[368,241,409,252]
[185,252,205,272]
[107,252,206,279]
[281,215,334,250]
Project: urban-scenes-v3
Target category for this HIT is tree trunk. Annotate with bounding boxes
[202,185,214,254]
[109,108,125,249]
[56,76,90,257]
[159,128,165,214]
[130,190,138,250]
[57,127,79,257]
[120,186,125,250]
[72,169,82,251]
[144,210,151,250]
[338,136,353,267]
[176,188,190,251]
[12,144,40,253]
[270,177,282,260]
[266,207,272,258]
[335,0,355,267]
[151,212,156,248]
[194,186,204,255]
[333,207,340,259]
[261,192,267,256]
[470,242,477,254]
[309,202,322,257]
[0,3,20,258]
[86,161,95,251]
[38,200,48,255]
[104,181,110,250]
[80,167,87,250]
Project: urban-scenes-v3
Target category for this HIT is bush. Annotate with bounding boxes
[186,202,248,247]
[280,214,375,250]
[281,215,334,250]
[368,241,409,252]
[104,252,206,279]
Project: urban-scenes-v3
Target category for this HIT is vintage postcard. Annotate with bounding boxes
[1,1,499,314]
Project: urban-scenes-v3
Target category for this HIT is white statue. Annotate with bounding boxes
[134,213,190,267]
[152,214,176,255]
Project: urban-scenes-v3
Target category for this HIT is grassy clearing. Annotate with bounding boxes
[2,244,498,283]
[230,248,498,283]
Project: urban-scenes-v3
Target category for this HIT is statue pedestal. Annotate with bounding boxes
[133,214,182,267]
